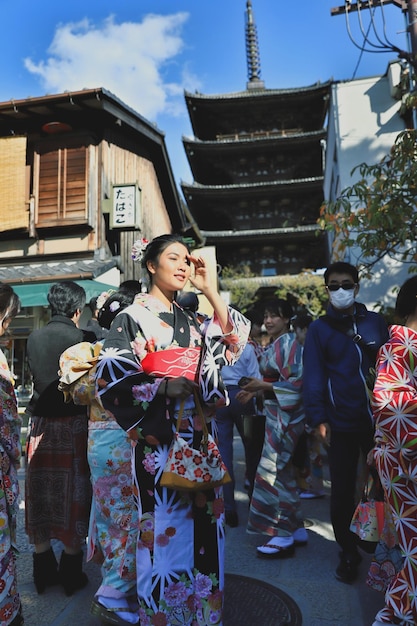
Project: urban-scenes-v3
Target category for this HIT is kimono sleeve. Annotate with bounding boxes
[95,312,166,438]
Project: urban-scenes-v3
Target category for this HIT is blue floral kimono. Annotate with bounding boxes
[96,294,249,626]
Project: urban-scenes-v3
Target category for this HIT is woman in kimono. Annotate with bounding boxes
[238,298,306,558]
[58,291,141,625]
[371,276,417,626]
[0,284,24,625]
[95,234,249,626]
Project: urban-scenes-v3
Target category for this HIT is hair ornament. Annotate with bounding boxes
[132,238,149,263]
[96,291,112,311]
[109,300,121,313]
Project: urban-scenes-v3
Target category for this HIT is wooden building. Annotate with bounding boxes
[0,87,199,398]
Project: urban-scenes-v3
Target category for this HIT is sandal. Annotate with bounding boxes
[90,598,139,625]
[256,538,295,559]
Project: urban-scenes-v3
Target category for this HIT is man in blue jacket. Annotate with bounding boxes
[303,262,388,584]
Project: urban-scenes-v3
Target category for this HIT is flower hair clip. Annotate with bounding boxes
[132,238,149,263]
[96,291,111,311]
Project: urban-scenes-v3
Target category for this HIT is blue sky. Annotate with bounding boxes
[0,0,407,186]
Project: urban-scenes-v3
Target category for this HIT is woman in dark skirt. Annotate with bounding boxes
[25,281,93,596]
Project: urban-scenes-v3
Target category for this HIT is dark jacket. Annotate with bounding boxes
[303,302,389,432]
[27,315,90,417]
[85,318,109,341]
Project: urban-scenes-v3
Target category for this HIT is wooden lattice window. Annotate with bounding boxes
[35,146,88,227]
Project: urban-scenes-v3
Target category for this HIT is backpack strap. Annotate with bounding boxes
[320,314,377,364]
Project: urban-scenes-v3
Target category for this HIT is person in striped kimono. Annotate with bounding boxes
[238,298,307,558]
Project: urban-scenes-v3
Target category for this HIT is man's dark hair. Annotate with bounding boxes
[47,281,86,318]
[324,262,359,285]
[88,296,98,315]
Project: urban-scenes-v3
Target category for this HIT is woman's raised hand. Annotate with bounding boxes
[188,254,211,293]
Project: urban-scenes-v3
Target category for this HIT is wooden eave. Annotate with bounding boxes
[183,128,326,153]
[201,225,323,244]
[181,177,324,199]
[0,88,192,238]
[184,81,331,137]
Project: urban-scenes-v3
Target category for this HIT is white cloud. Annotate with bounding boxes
[24,13,201,122]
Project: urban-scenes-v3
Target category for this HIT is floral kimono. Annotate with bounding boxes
[58,341,138,602]
[0,350,22,624]
[372,324,417,625]
[247,331,305,537]
[96,294,249,626]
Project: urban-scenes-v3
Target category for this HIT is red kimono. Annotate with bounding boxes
[372,324,417,625]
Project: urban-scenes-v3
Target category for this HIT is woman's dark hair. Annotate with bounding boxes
[263,297,293,321]
[395,276,417,319]
[47,281,86,318]
[141,234,190,282]
[292,313,313,331]
[176,291,199,313]
[118,280,142,299]
[97,291,136,329]
[0,283,20,326]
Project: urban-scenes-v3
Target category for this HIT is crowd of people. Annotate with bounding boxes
[1,239,417,625]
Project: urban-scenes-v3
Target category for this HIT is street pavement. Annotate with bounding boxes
[16,435,386,626]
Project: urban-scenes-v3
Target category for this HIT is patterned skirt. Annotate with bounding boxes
[25,413,91,548]
[87,422,137,597]
[0,453,20,624]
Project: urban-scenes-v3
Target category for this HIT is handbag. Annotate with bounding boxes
[160,391,232,492]
[350,467,385,545]
[366,498,404,592]
[366,541,404,593]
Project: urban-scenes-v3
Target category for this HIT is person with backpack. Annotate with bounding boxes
[302,262,388,584]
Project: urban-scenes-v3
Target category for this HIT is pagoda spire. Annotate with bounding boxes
[245,0,265,90]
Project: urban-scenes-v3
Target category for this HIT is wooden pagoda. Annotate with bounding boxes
[181,1,331,278]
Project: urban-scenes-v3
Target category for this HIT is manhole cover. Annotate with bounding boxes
[224,573,302,625]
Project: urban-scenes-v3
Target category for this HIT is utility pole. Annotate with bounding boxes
[331,1,417,73]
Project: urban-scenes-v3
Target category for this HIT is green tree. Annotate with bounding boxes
[319,129,417,277]
[220,268,328,318]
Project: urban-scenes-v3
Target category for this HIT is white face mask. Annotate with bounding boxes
[329,288,355,310]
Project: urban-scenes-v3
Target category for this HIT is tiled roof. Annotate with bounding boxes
[201,225,318,239]
[184,80,332,101]
[0,258,117,284]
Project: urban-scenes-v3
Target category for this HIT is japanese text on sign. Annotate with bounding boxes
[112,185,136,227]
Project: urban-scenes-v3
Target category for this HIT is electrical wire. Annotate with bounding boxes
[344,0,404,57]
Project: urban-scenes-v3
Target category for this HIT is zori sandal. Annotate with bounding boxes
[90,598,139,625]
[256,537,295,559]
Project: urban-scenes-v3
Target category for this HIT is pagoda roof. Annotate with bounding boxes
[183,128,326,149]
[201,224,319,243]
[184,80,332,103]
[181,176,323,195]
[184,82,331,141]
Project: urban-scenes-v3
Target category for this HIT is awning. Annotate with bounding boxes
[13,280,118,308]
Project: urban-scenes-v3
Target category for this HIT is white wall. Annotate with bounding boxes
[324,64,407,311]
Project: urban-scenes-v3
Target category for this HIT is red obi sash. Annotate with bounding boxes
[141,347,201,381]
